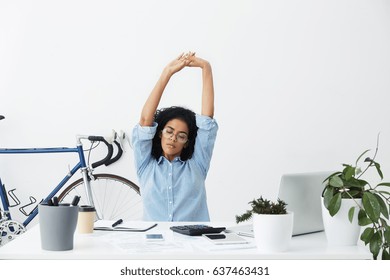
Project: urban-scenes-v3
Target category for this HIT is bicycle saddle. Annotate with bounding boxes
[0,115,4,120]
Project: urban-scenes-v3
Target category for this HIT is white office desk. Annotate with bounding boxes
[0,222,371,260]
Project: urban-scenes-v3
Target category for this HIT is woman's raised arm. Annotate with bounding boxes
[139,53,191,126]
[187,55,214,118]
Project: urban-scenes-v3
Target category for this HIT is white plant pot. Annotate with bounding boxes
[321,197,362,246]
[252,212,294,252]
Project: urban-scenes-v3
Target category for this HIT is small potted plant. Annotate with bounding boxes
[236,196,293,252]
[322,138,390,260]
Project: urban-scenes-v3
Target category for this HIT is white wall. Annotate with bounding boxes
[1,0,390,226]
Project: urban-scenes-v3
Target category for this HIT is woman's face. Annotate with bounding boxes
[160,118,189,161]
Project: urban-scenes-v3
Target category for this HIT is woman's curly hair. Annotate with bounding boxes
[151,106,198,161]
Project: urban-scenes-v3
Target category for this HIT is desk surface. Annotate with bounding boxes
[0,222,371,260]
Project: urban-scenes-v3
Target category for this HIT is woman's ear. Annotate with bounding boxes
[159,130,162,138]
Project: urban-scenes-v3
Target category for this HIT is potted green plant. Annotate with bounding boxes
[236,196,293,252]
[322,140,390,260]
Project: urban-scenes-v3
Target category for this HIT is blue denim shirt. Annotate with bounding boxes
[132,114,218,221]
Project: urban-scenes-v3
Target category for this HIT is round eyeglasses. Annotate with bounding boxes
[162,127,188,143]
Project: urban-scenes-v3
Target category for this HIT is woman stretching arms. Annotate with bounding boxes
[132,52,218,221]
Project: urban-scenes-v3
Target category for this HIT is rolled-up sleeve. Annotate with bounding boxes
[192,114,218,176]
[132,122,158,176]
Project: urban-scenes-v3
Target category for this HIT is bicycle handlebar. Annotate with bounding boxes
[105,140,123,166]
[88,136,114,169]
[83,132,124,169]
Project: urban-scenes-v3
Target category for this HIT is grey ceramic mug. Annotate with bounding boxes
[38,203,79,251]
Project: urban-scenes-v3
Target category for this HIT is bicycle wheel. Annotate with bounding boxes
[58,174,142,221]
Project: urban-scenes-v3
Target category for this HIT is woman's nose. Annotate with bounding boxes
[169,134,177,142]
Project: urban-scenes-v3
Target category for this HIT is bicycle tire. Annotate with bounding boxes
[58,174,142,221]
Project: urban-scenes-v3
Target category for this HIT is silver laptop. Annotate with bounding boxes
[278,171,332,236]
[229,171,332,237]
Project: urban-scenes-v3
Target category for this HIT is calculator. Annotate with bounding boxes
[169,224,226,236]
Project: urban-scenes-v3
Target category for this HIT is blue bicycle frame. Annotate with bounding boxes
[0,145,89,227]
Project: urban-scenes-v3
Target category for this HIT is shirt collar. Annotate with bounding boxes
[157,156,185,164]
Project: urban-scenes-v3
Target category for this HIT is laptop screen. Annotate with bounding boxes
[278,171,333,236]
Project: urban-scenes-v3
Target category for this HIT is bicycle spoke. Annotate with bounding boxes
[58,174,142,221]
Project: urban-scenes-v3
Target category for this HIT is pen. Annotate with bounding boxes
[52,196,59,206]
[112,218,123,228]
[47,198,54,206]
[71,195,81,206]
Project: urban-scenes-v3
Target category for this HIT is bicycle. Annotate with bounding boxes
[0,115,142,246]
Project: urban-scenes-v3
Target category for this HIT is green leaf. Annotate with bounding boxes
[358,209,372,226]
[369,232,381,260]
[328,193,342,217]
[329,176,344,188]
[323,187,334,208]
[346,190,361,198]
[374,162,384,180]
[360,227,374,245]
[376,182,390,188]
[380,218,388,228]
[235,210,253,223]
[384,226,390,245]
[347,178,367,189]
[364,157,372,163]
[382,249,390,260]
[378,190,390,196]
[362,192,381,222]
[322,172,342,183]
[355,149,370,166]
[348,206,355,223]
[373,193,389,219]
[344,166,355,181]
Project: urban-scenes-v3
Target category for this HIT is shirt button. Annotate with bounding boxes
[169,201,172,204]
[168,186,172,190]
[169,173,172,176]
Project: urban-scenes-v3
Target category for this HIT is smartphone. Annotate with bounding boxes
[203,233,249,245]
[145,233,164,241]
